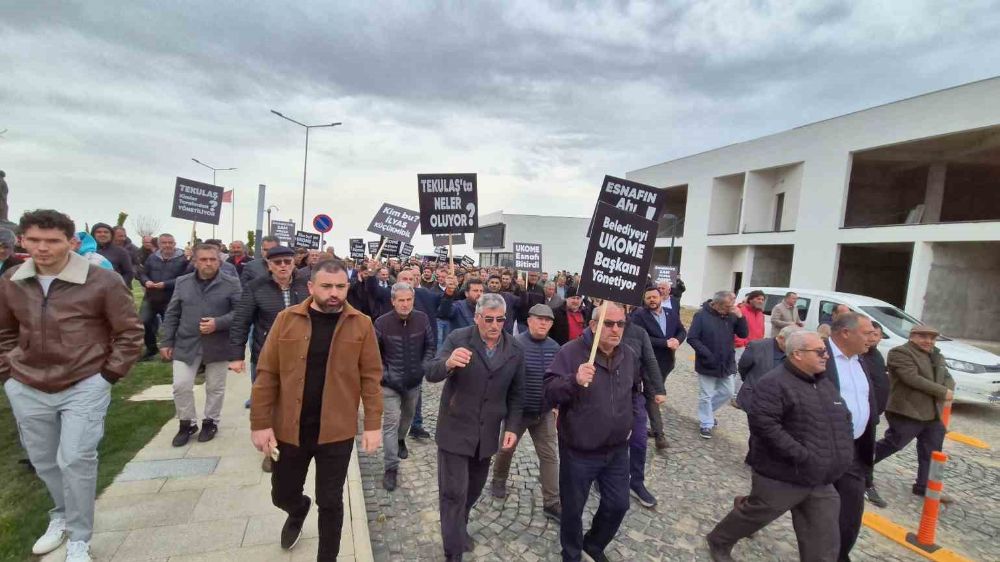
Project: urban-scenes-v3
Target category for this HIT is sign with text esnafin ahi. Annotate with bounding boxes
[587,175,665,236]
[578,202,657,306]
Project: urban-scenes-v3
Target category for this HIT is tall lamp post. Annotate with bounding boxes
[270,110,341,227]
[265,205,279,235]
[191,158,236,240]
[663,213,686,267]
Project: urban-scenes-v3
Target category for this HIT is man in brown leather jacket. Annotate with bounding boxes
[0,209,143,562]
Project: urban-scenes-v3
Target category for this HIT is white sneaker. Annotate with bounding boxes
[65,540,92,562]
[31,518,66,555]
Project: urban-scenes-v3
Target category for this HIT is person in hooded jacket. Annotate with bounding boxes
[90,223,134,286]
[687,291,748,439]
[72,232,114,272]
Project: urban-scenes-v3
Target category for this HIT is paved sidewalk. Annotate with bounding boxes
[41,370,373,562]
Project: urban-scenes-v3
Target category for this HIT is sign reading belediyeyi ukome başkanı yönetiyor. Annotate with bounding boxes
[417,173,478,234]
[587,175,666,236]
[172,177,224,225]
[293,231,321,250]
[513,242,543,273]
[349,238,366,259]
[367,203,421,243]
[578,201,658,307]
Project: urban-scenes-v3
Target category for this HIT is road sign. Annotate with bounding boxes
[313,214,333,233]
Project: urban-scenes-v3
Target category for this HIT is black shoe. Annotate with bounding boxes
[171,421,198,447]
[630,482,658,508]
[582,543,610,562]
[655,434,669,450]
[865,486,888,508]
[490,479,507,499]
[912,486,953,504]
[464,531,475,553]
[409,426,431,440]
[706,536,735,562]
[280,496,311,549]
[139,351,158,362]
[700,427,713,439]
[383,469,398,491]
[543,504,561,523]
[197,420,218,443]
[398,440,409,460]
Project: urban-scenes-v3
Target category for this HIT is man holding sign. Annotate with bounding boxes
[544,302,642,562]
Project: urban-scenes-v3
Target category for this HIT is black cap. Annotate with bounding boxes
[266,246,295,260]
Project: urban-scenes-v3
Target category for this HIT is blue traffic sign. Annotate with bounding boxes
[313,214,333,233]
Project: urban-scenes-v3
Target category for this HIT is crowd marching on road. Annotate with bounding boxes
[0,208,964,562]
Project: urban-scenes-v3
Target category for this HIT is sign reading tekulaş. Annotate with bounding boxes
[587,175,665,236]
[172,177,224,224]
[417,173,478,234]
[579,202,657,306]
[367,203,420,243]
[513,242,543,273]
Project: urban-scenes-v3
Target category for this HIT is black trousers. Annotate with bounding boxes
[437,447,492,558]
[139,298,167,355]
[833,452,867,562]
[645,361,672,437]
[874,413,946,492]
[709,471,841,561]
[559,444,630,562]
[272,428,354,561]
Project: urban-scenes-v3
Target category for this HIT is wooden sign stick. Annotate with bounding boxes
[449,233,455,275]
[584,300,609,388]
[373,238,389,262]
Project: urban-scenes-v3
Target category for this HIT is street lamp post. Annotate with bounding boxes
[270,110,341,227]
[662,213,686,267]
[265,205,279,235]
[191,158,236,240]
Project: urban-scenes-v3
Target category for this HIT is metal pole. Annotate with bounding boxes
[668,231,676,267]
[212,169,217,239]
[255,184,266,258]
[231,188,235,243]
[301,127,310,227]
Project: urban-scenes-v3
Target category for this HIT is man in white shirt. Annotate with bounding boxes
[823,313,878,562]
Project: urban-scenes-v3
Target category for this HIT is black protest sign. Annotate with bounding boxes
[579,202,658,306]
[431,233,466,246]
[367,203,421,242]
[513,242,543,273]
[434,247,448,260]
[417,173,478,235]
[653,265,678,286]
[460,255,475,269]
[172,177,224,225]
[270,220,296,245]
[400,242,414,258]
[380,237,401,257]
[367,240,380,256]
[349,238,366,259]
[293,231,321,250]
[588,175,665,236]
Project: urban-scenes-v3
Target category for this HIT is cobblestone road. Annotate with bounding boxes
[358,345,1000,561]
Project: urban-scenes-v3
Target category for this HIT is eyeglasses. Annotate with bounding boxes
[602,320,627,329]
[798,348,829,357]
[269,258,294,266]
[480,316,506,324]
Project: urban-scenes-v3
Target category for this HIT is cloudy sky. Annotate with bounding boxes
[2,0,999,255]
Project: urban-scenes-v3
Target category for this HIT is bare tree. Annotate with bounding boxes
[131,214,162,237]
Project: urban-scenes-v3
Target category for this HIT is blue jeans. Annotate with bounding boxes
[559,443,630,561]
[436,319,450,349]
[698,374,734,429]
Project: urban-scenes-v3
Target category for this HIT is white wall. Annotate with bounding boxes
[477,211,590,273]
[627,77,1000,310]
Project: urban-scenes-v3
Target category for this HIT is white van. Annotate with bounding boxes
[736,287,1000,405]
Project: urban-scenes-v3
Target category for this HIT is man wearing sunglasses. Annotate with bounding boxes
[707,331,853,562]
[545,303,642,562]
[228,247,310,443]
[427,293,524,562]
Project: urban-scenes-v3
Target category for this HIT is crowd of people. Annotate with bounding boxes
[0,210,955,562]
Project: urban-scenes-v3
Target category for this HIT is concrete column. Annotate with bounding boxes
[922,162,946,223]
[904,241,934,319]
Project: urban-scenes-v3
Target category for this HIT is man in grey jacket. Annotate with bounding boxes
[161,244,242,446]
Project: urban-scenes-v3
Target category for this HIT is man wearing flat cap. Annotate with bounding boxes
[870,325,955,505]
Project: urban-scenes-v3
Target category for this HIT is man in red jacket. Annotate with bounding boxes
[732,290,765,407]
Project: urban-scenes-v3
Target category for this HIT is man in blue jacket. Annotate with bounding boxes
[630,285,686,450]
[687,291,748,439]
[545,303,642,562]
[438,277,483,332]
[138,233,189,361]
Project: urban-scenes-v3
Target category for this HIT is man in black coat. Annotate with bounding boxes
[550,288,591,345]
[426,293,523,562]
[687,291,748,439]
[861,320,892,507]
[707,331,853,562]
[91,222,134,286]
[822,313,879,562]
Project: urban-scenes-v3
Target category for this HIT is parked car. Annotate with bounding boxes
[737,287,1000,405]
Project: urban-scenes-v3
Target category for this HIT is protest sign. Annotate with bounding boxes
[653,265,678,286]
[293,231,321,250]
[578,201,658,307]
[432,233,466,246]
[417,173,478,235]
[367,240,380,256]
[270,220,295,245]
[588,175,666,236]
[513,242,543,273]
[349,238,366,259]
[434,247,448,260]
[400,242,414,258]
[172,177,224,224]
[460,255,475,269]
[380,237,401,257]
[367,203,421,242]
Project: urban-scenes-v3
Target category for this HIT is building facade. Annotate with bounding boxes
[475,211,590,274]
[628,77,1000,340]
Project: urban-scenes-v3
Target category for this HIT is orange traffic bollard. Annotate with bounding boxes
[906,451,949,552]
[941,403,952,428]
